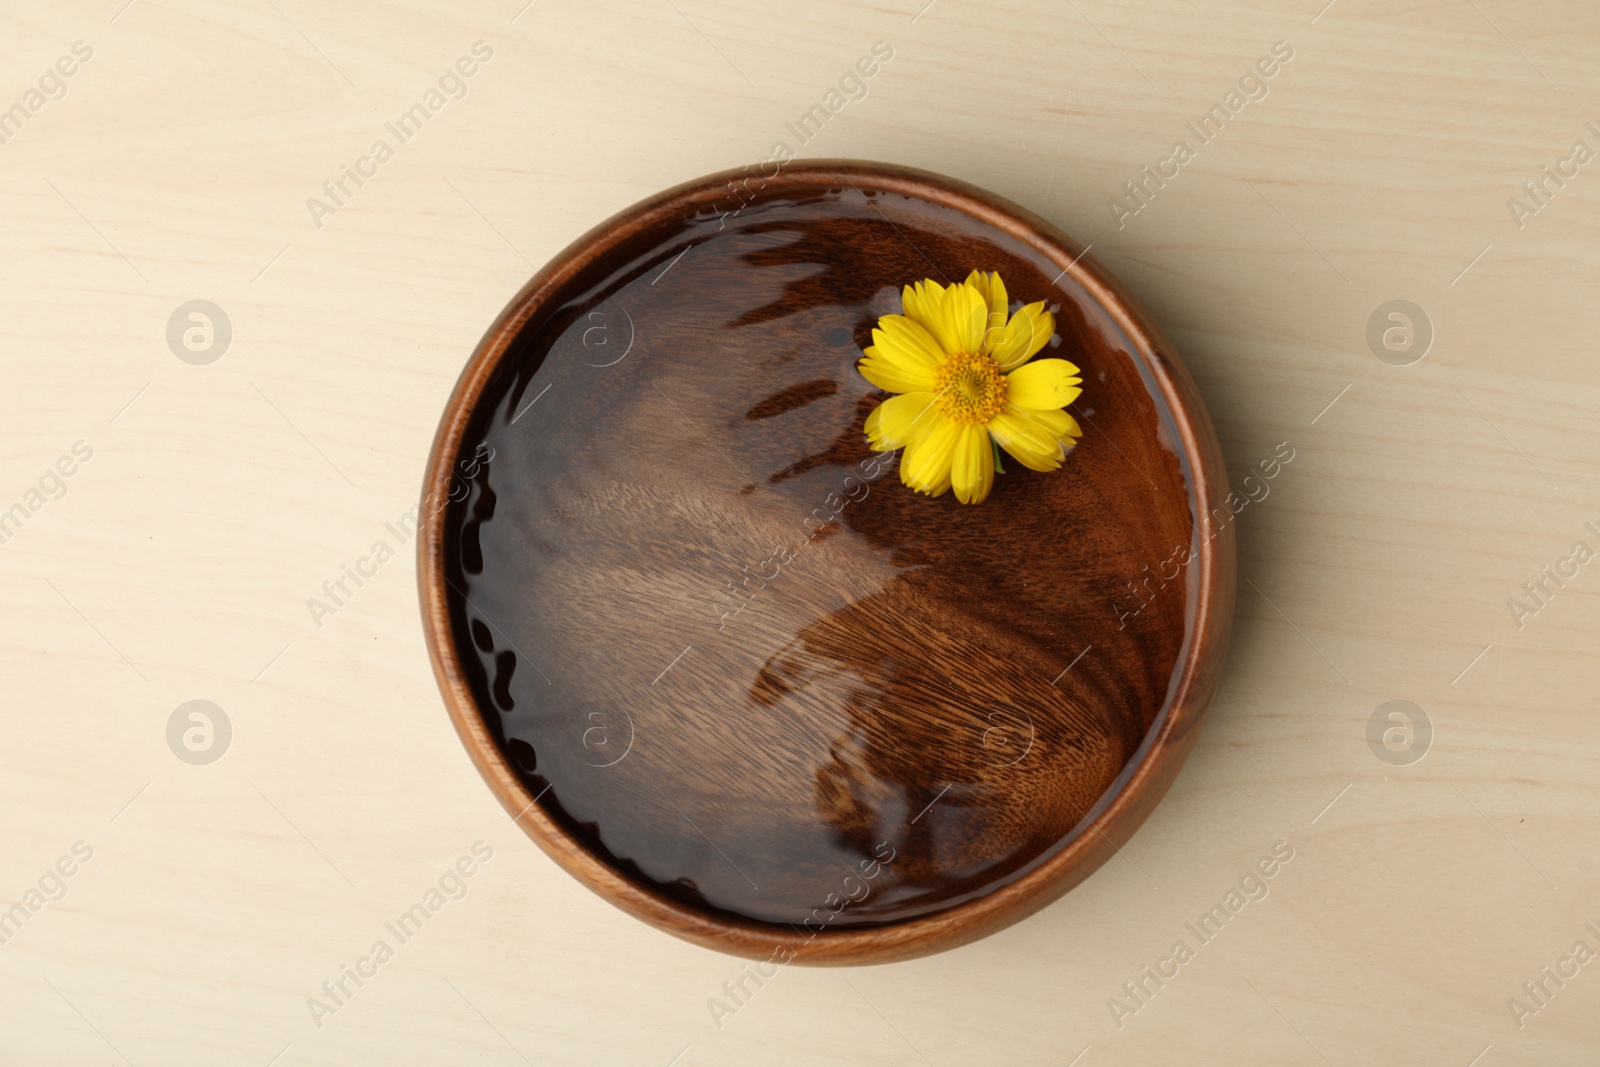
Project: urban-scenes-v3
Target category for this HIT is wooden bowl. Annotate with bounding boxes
[418,161,1235,965]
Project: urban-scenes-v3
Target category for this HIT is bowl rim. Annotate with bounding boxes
[417,159,1236,965]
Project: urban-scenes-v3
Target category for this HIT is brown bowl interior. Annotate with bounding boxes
[419,161,1235,964]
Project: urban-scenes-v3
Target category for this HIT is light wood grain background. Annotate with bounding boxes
[3,0,1599,1063]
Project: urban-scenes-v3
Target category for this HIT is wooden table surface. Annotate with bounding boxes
[4,0,1599,1063]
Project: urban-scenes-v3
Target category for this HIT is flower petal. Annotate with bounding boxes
[990,302,1055,370]
[950,424,995,505]
[927,280,988,355]
[900,280,946,339]
[963,269,1009,325]
[865,391,941,451]
[991,404,1081,472]
[990,412,1064,471]
[900,417,960,496]
[1006,358,1082,410]
[858,344,937,394]
[1022,405,1083,441]
[947,279,985,355]
[871,315,946,374]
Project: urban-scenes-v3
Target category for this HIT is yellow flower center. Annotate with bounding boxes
[934,350,1007,426]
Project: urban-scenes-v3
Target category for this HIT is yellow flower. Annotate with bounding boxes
[859,270,1083,505]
